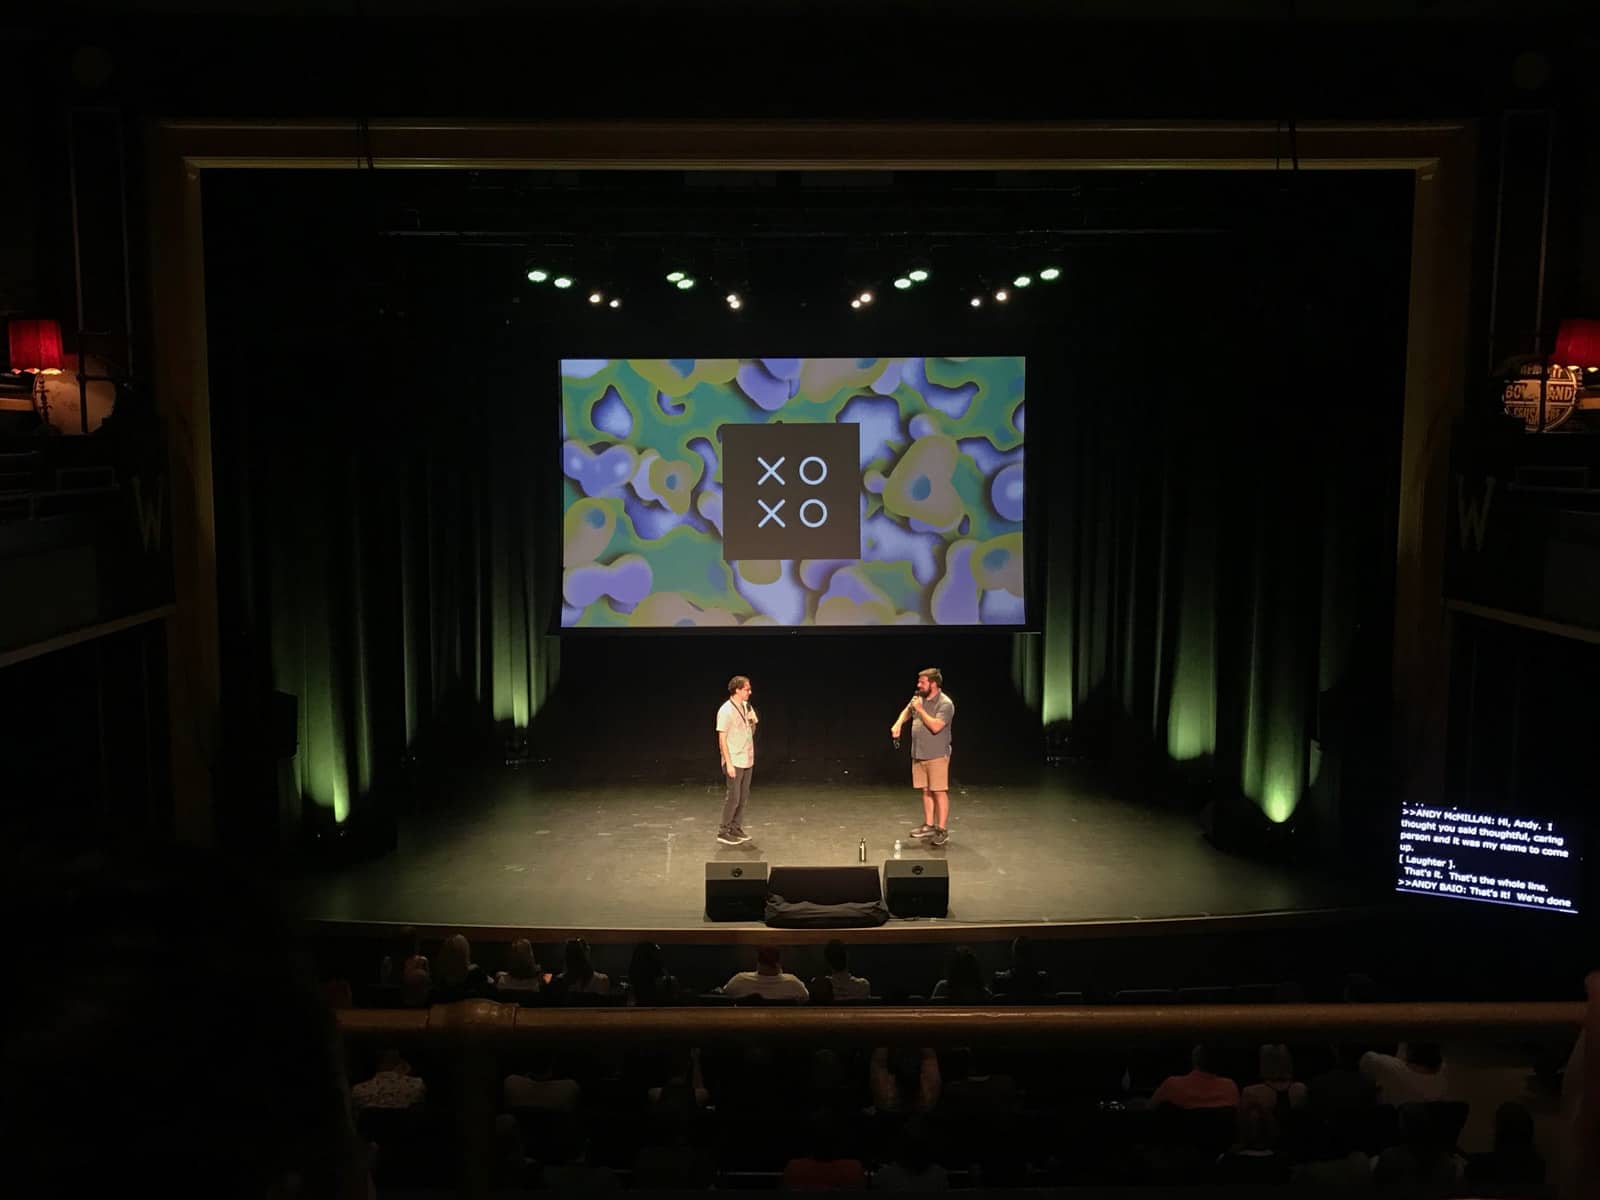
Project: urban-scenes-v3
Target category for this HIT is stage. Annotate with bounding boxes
[287,763,1374,938]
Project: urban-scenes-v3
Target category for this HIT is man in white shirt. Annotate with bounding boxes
[1360,1042,1449,1105]
[722,945,810,1002]
[715,675,758,845]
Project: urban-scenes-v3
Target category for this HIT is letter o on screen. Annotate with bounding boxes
[799,455,828,485]
[800,499,828,528]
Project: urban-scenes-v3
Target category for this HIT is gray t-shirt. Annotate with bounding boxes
[911,692,955,760]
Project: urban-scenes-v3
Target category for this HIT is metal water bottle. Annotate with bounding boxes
[858,837,866,863]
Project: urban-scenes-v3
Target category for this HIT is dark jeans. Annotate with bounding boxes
[719,765,752,833]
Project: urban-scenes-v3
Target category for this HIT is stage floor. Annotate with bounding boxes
[287,764,1371,934]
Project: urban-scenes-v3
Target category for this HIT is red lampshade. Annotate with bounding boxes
[7,318,64,374]
[1554,317,1600,371]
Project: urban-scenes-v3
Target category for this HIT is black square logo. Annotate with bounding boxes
[721,423,861,562]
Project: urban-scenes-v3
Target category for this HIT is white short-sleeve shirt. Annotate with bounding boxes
[717,699,756,768]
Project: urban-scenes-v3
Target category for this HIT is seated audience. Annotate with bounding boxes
[723,945,810,1001]
[938,1046,1020,1118]
[813,938,871,1002]
[494,938,543,997]
[539,1130,619,1191]
[781,1110,868,1190]
[1360,1041,1448,1105]
[1293,1108,1377,1189]
[647,1047,711,1109]
[1151,1044,1241,1109]
[634,1101,716,1189]
[1310,1042,1378,1113]
[548,935,611,998]
[871,1046,942,1114]
[350,1048,426,1110]
[1239,1042,1307,1144]
[930,945,992,1003]
[627,939,680,1006]
[504,1050,582,1111]
[492,1113,539,1189]
[872,1117,948,1191]
[2,842,369,1196]
[991,935,1051,999]
[1463,1100,1545,1186]
[1213,1104,1292,1185]
[431,932,492,1002]
[401,954,432,1007]
[1372,1101,1459,1193]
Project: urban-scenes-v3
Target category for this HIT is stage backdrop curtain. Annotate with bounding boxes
[1031,300,1399,848]
[219,355,559,837]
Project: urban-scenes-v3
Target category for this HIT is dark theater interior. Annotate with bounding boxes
[2,2,1599,1196]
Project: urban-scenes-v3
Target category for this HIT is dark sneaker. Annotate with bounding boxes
[731,829,753,844]
[929,827,949,847]
[716,831,742,846]
[909,824,936,839]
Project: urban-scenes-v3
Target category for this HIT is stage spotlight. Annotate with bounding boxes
[588,291,604,304]
[526,268,549,283]
[666,271,686,283]
[893,277,912,290]
[970,296,983,308]
[1014,274,1033,288]
[851,299,862,310]
[608,298,621,309]
[994,289,1009,303]
[676,277,696,290]
[909,268,930,283]
[726,293,743,310]
[553,276,574,289]
[858,290,874,305]
[1040,266,1062,281]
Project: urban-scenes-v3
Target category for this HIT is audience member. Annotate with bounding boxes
[634,1101,715,1189]
[1372,1101,1459,1194]
[504,1050,582,1111]
[1213,1104,1292,1185]
[781,1110,868,1190]
[648,1047,711,1109]
[991,936,1051,999]
[539,1130,620,1191]
[938,1046,1020,1118]
[1560,969,1600,1200]
[1293,1108,1375,1189]
[1151,1044,1241,1109]
[1,842,370,1196]
[549,935,611,998]
[872,1117,949,1191]
[930,946,992,1003]
[1360,1041,1448,1106]
[350,1048,427,1110]
[494,938,543,997]
[723,945,810,1001]
[432,932,492,1002]
[871,1046,941,1113]
[627,940,680,1006]
[813,938,871,1002]
[1463,1100,1544,1186]
[1239,1043,1307,1144]
[401,954,432,1007]
[1309,1042,1377,1113]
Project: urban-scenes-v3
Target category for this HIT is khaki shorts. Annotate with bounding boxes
[912,755,950,791]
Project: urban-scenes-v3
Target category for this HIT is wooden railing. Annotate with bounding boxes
[338,999,1585,1046]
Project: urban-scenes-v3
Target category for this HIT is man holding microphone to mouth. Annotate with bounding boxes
[890,667,955,847]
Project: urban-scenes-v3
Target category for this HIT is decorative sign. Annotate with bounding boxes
[720,422,861,561]
[1503,363,1578,432]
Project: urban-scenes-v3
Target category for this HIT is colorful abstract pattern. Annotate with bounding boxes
[560,357,1026,627]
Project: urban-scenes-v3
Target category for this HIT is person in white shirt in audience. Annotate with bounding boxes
[722,945,810,1001]
[814,938,871,1001]
[1359,1041,1448,1105]
[503,1050,582,1111]
[494,939,543,996]
[350,1049,426,1110]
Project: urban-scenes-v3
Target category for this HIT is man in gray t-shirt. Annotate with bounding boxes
[889,667,956,847]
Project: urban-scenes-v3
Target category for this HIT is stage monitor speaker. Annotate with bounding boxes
[766,865,882,906]
[884,860,949,917]
[705,861,768,921]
